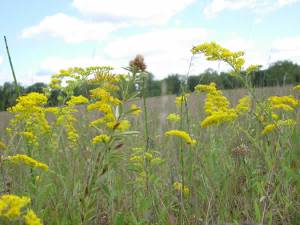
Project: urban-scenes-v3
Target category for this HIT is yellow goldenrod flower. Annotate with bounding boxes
[102,83,120,91]
[19,131,35,139]
[109,119,130,131]
[262,119,296,135]
[130,104,142,116]
[9,93,47,112]
[129,155,143,161]
[92,134,110,144]
[268,95,298,111]
[0,195,30,218]
[201,110,237,128]
[66,95,89,107]
[173,182,189,194]
[195,82,217,93]
[165,130,196,145]
[236,96,251,114]
[7,154,49,171]
[23,209,43,225]
[7,92,50,148]
[272,113,279,120]
[166,113,181,122]
[49,76,61,89]
[90,88,121,106]
[293,84,300,90]
[191,42,245,74]
[175,94,189,107]
[277,119,296,126]
[272,103,294,111]
[90,67,120,83]
[262,123,277,135]
[197,83,253,127]
[246,64,261,75]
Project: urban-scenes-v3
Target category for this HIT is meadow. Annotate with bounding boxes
[0,42,299,225]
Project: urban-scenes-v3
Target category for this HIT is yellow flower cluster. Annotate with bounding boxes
[191,42,245,74]
[293,84,300,91]
[129,155,143,161]
[88,88,130,131]
[130,104,142,116]
[236,96,251,114]
[167,113,181,122]
[8,93,50,147]
[89,66,120,83]
[201,110,237,128]
[268,95,298,111]
[246,64,261,75]
[195,83,238,127]
[0,195,43,225]
[107,119,131,131]
[87,69,134,145]
[9,93,47,113]
[262,119,296,135]
[88,88,121,131]
[130,152,162,165]
[175,94,189,107]
[173,181,189,194]
[49,76,61,90]
[23,209,43,225]
[195,83,229,113]
[0,195,30,218]
[90,88,121,106]
[165,130,196,145]
[7,154,49,171]
[92,134,110,144]
[48,95,88,145]
[129,149,163,184]
[192,42,260,76]
[66,95,89,107]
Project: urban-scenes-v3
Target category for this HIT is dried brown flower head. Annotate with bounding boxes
[231,143,249,157]
[129,54,147,72]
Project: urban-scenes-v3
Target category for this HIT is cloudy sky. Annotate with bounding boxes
[0,0,300,85]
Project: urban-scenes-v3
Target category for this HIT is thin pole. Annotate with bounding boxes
[4,35,20,96]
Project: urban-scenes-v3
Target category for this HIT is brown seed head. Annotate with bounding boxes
[129,54,147,72]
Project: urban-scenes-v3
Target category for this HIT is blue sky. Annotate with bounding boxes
[0,0,300,85]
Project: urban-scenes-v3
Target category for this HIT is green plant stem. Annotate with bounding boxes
[4,36,20,97]
[142,74,150,192]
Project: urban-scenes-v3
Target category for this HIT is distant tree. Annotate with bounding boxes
[187,75,202,92]
[25,82,47,93]
[162,74,182,95]
[265,61,300,86]
[0,82,24,111]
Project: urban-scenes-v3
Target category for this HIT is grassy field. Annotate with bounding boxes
[0,43,300,225]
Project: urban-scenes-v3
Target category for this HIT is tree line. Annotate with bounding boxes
[1,60,300,111]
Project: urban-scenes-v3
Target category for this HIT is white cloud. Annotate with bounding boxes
[28,34,300,85]
[104,27,210,77]
[72,0,196,25]
[271,37,300,63]
[21,13,125,43]
[40,56,118,73]
[0,56,3,65]
[278,0,298,6]
[204,0,256,18]
[204,0,299,18]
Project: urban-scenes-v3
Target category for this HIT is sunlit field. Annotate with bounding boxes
[0,43,300,225]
